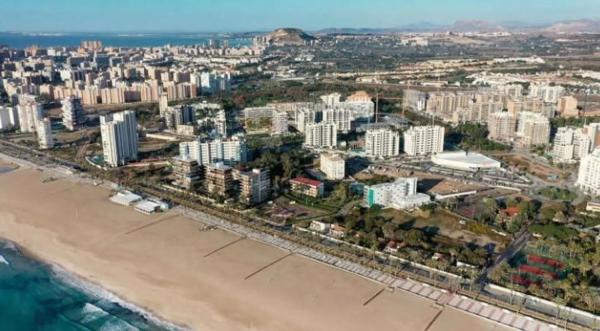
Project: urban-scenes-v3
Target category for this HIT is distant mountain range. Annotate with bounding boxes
[314,19,600,34]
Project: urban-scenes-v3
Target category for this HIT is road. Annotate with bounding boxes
[1,139,595,331]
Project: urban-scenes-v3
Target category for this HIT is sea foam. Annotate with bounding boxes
[50,265,189,331]
[0,254,9,265]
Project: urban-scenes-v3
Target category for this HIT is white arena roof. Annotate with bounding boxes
[431,151,501,171]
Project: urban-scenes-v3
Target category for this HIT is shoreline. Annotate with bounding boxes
[0,237,189,331]
[0,160,549,331]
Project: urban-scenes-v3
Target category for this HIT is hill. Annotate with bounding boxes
[267,28,315,46]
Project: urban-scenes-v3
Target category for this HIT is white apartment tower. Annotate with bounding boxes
[365,126,401,158]
[271,110,288,135]
[61,97,85,131]
[403,125,445,156]
[320,153,345,180]
[215,110,227,137]
[159,94,169,117]
[323,107,351,133]
[0,106,18,131]
[100,110,138,167]
[304,123,337,148]
[552,127,592,163]
[36,118,54,150]
[179,135,248,166]
[517,112,550,147]
[576,149,600,197]
[17,99,43,133]
[488,112,517,142]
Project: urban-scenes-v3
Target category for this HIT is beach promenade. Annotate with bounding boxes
[0,161,528,331]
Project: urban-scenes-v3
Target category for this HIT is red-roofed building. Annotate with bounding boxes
[496,206,520,224]
[290,176,324,198]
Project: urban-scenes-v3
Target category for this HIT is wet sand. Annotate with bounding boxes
[0,166,513,331]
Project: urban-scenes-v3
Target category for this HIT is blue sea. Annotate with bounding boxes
[0,240,182,331]
[0,32,252,49]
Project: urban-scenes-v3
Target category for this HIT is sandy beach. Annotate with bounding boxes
[0,165,513,331]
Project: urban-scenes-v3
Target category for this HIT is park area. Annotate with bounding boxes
[380,208,509,252]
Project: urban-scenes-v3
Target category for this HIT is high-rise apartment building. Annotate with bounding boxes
[323,107,351,133]
[516,112,550,147]
[403,125,445,156]
[235,168,271,205]
[61,96,85,131]
[487,112,517,142]
[576,149,600,197]
[558,96,578,118]
[204,162,234,197]
[0,106,18,132]
[172,156,203,190]
[552,127,592,163]
[320,153,345,180]
[271,110,288,135]
[304,123,337,148]
[36,118,54,149]
[17,97,43,133]
[365,126,401,158]
[163,105,196,130]
[179,135,247,166]
[100,110,138,167]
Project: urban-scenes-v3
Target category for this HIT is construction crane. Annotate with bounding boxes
[373,92,404,123]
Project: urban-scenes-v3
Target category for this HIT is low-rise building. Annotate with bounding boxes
[290,176,324,198]
[364,177,430,210]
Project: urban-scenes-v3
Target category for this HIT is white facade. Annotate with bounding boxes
[586,123,600,150]
[320,93,341,107]
[36,118,54,149]
[516,112,550,147]
[528,84,564,103]
[163,105,196,130]
[577,149,600,197]
[100,110,138,167]
[296,108,320,133]
[0,106,18,131]
[215,109,227,137]
[323,107,351,133]
[320,153,345,180]
[304,123,337,148]
[271,110,288,135]
[365,127,401,158]
[179,135,247,165]
[17,100,43,133]
[61,97,84,131]
[552,127,592,163]
[431,151,501,171]
[403,125,445,156]
[364,177,430,210]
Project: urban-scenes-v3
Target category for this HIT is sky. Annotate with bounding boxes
[1,0,600,32]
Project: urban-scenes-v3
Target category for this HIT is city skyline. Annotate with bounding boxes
[2,0,600,32]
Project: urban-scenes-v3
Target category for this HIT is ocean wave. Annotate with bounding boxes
[0,254,9,265]
[50,265,189,331]
[99,317,139,331]
[80,302,110,324]
[2,241,17,251]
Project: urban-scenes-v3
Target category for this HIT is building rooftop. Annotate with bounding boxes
[290,176,322,187]
[432,151,501,169]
